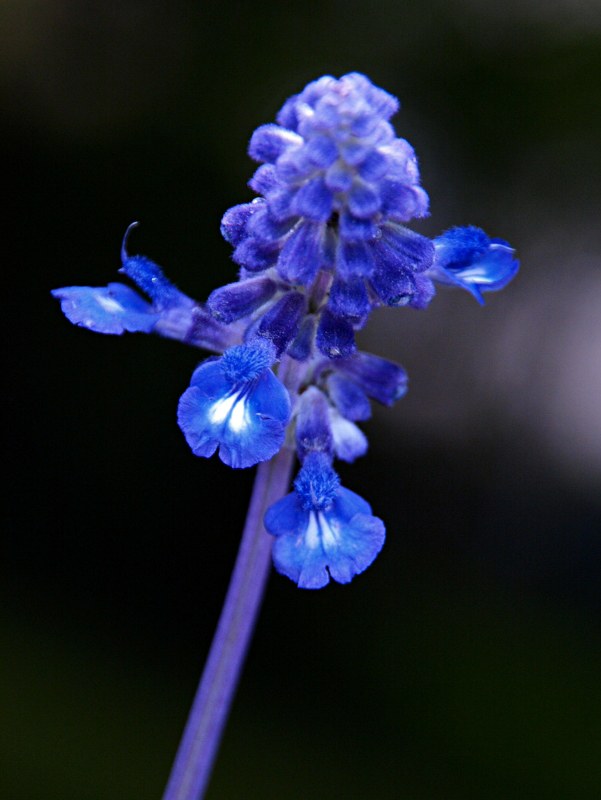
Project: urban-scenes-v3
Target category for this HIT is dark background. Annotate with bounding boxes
[3,1,601,798]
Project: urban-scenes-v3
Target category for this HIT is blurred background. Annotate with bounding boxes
[2,1,601,797]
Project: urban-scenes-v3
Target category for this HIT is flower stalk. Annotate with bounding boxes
[162,442,296,800]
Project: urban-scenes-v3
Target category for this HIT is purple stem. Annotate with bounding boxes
[162,439,295,800]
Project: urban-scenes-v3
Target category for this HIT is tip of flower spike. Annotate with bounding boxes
[121,221,140,263]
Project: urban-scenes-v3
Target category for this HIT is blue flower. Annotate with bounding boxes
[52,222,201,338]
[51,282,159,334]
[177,341,291,468]
[264,453,385,588]
[428,225,519,304]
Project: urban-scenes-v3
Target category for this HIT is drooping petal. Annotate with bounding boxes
[52,283,158,334]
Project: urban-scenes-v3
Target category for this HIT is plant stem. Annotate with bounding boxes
[162,438,295,800]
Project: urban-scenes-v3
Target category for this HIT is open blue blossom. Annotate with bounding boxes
[428,225,519,304]
[264,453,385,588]
[177,341,291,468]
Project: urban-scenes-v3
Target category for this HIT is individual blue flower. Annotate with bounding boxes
[52,222,206,341]
[51,282,159,334]
[428,225,519,304]
[177,340,290,468]
[264,453,385,589]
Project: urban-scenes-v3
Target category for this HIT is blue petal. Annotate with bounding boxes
[357,150,388,181]
[295,387,333,461]
[248,164,279,195]
[347,181,381,219]
[232,237,280,272]
[303,135,339,168]
[369,264,416,307]
[327,277,371,325]
[207,277,277,324]
[246,206,297,244]
[328,409,368,463]
[379,181,430,221]
[249,124,303,163]
[266,480,385,589]
[120,224,190,310]
[338,212,378,242]
[324,161,354,193]
[177,353,290,469]
[52,283,158,334]
[316,309,356,359]
[431,227,519,303]
[408,274,436,309]
[221,202,259,246]
[335,353,408,406]
[291,177,334,222]
[335,240,375,279]
[287,314,317,361]
[326,372,371,421]
[375,223,435,274]
[257,292,307,356]
[277,221,325,285]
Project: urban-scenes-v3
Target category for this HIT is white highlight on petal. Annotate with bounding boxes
[319,513,340,549]
[95,294,125,314]
[228,397,248,432]
[208,392,249,433]
[305,512,320,550]
[329,408,368,462]
[304,511,341,550]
